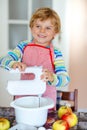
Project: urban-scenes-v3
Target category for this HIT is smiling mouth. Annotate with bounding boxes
[38,34,46,38]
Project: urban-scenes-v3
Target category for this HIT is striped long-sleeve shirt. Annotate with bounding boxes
[0,40,70,87]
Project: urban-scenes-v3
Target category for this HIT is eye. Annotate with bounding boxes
[46,27,51,30]
[36,25,40,28]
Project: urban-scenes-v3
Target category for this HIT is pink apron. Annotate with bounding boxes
[16,43,57,109]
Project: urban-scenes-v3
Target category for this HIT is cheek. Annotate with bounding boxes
[31,28,37,34]
[31,30,38,37]
[48,31,56,37]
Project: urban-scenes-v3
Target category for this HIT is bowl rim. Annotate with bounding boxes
[10,96,54,110]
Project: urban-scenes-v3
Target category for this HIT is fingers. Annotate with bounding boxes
[41,69,54,82]
[12,62,27,71]
[41,73,49,82]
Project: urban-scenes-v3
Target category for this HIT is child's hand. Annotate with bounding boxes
[41,69,54,82]
[12,62,27,71]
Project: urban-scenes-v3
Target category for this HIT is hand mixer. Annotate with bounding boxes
[7,66,46,107]
[7,66,46,95]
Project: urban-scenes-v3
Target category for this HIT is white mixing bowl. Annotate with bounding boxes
[11,96,54,127]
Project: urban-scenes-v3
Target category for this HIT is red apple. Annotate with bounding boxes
[58,105,72,119]
[61,113,78,128]
[52,120,69,130]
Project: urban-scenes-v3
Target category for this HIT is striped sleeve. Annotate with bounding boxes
[0,40,29,70]
[48,48,70,87]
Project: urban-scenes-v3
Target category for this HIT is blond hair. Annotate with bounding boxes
[29,7,61,33]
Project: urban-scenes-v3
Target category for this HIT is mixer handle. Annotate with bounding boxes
[9,66,43,79]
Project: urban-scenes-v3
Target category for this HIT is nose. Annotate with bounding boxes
[40,27,45,33]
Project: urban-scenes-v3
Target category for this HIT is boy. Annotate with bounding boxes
[0,7,70,109]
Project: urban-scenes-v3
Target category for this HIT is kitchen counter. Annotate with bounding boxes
[0,107,87,130]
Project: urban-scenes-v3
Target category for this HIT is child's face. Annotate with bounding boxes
[31,19,57,46]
